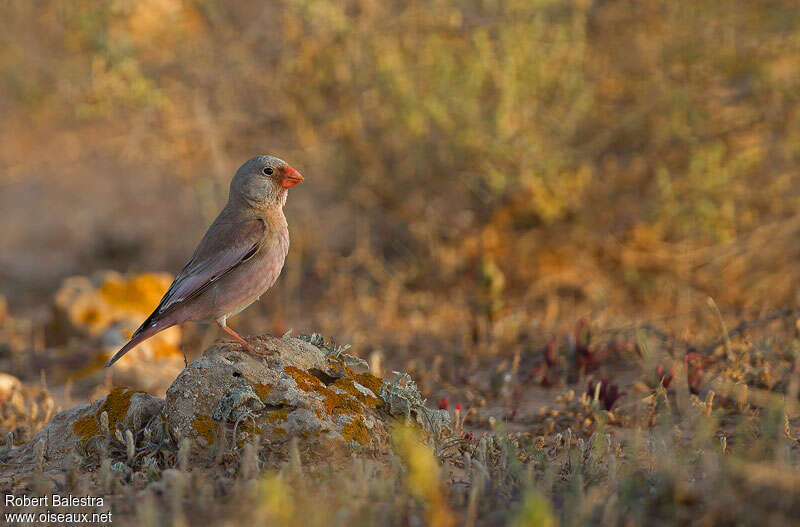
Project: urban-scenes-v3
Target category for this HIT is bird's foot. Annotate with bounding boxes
[243,341,276,357]
[217,322,251,349]
[222,336,275,356]
[215,321,275,356]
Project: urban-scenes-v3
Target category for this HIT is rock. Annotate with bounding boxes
[49,271,174,341]
[0,373,22,407]
[6,387,163,472]
[44,271,184,395]
[164,335,389,459]
[2,332,448,487]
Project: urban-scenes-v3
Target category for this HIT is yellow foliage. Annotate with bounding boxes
[392,424,455,527]
[511,491,557,527]
[257,474,295,526]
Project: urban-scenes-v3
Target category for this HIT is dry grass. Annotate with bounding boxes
[3,0,800,525]
[3,313,800,526]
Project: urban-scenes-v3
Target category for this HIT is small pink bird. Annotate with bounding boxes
[105,155,304,367]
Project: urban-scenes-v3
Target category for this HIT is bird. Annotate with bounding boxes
[105,155,304,367]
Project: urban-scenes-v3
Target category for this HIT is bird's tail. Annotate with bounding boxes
[105,321,171,368]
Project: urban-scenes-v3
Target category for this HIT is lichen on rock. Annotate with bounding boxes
[7,387,163,472]
[2,331,448,483]
[44,271,185,396]
[164,334,392,457]
[49,271,177,342]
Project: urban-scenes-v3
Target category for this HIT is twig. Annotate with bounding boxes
[701,306,800,354]
[707,297,734,362]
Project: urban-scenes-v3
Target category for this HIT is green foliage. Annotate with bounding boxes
[258,0,597,227]
[380,372,451,437]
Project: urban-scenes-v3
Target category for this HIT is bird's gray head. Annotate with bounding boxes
[230,155,304,208]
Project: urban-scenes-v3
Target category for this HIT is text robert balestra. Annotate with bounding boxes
[5,494,106,507]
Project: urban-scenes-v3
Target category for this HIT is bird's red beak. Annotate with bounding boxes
[281,166,304,189]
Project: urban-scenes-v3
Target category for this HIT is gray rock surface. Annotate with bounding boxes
[3,333,393,480]
[7,387,163,472]
[164,335,389,456]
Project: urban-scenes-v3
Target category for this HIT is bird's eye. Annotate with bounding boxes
[262,167,274,176]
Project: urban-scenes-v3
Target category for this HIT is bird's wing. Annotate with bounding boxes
[105,216,267,368]
[148,217,267,320]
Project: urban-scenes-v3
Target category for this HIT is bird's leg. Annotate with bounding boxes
[215,320,272,356]
[215,320,249,347]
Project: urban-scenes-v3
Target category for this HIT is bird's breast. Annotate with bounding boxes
[217,223,289,317]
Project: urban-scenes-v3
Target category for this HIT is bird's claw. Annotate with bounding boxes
[243,341,275,356]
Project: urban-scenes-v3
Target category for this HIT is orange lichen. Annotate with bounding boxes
[332,378,382,408]
[355,373,383,395]
[285,365,366,416]
[322,389,363,415]
[328,355,355,378]
[273,427,287,435]
[264,408,290,424]
[284,366,325,391]
[100,387,140,431]
[255,383,272,400]
[72,414,99,439]
[192,414,217,444]
[239,420,263,435]
[341,416,370,445]
[72,387,142,440]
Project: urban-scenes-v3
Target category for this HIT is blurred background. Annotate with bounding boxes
[6,4,800,523]
[2,0,800,385]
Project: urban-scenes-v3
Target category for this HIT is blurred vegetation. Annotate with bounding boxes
[4,0,800,325]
